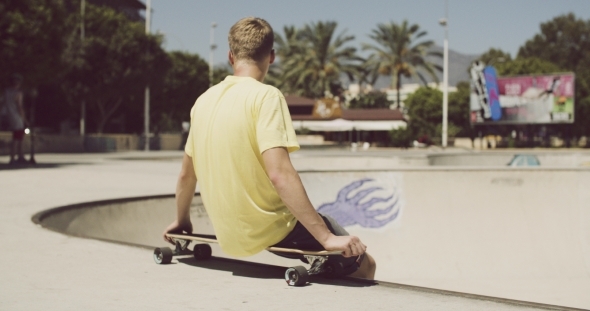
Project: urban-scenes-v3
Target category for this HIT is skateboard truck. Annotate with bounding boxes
[174,239,191,255]
[153,237,212,264]
[284,255,343,286]
[305,255,327,275]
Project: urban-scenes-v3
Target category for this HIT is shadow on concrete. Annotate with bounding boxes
[178,256,376,288]
[0,162,88,171]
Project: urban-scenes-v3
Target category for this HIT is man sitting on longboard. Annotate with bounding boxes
[163,17,376,280]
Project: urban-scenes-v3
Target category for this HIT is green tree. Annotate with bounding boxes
[211,65,231,85]
[405,87,442,139]
[389,127,413,148]
[448,81,471,137]
[404,86,463,142]
[348,92,392,109]
[268,25,303,92]
[577,55,590,99]
[0,0,68,87]
[151,51,209,132]
[517,13,590,138]
[476,48,561,76]
[518,13,590,72]
[363,20,442,108]
[274,25,300,60]
[355,58,381,87]
[478,48,512,65]
[62,4,170,133]
[577,96,590,139]
[274,21,362,98]
[495,57,562,76]
[573,54,590,137]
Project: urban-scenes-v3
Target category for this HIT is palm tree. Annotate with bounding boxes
[355,57,380,88]
[274,25,301,61]
[267,26,303,93]
[363,20,442,108]
[274,21,362,98]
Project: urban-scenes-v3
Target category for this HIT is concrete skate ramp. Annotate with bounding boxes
[428,152,590,167]
[33,168,590,310]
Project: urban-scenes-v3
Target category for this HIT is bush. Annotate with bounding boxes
[389,127,413,148]
[348,92,392,109]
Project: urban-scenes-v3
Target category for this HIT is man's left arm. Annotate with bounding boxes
[163,153,197,244]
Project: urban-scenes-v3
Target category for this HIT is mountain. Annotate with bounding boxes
[372,45,480,89]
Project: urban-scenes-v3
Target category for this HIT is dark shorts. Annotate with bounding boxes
[12,129,25,140]
[272,214,363,276]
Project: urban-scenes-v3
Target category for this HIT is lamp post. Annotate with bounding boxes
[144,0,151,151]
[80,0,85,136]
[209,22,217,86]
[439,0,449,148]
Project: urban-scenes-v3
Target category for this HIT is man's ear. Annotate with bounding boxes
[228,51,235,65]
[269,49,275,65]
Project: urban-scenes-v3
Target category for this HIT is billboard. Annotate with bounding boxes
[470,62,575,124]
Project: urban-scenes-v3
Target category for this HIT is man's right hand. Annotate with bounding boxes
[163,219,193,244]
[321,234,367,258]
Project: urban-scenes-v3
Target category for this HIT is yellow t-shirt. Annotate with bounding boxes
[185,75,300,257]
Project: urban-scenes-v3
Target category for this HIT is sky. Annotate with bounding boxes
[146,0,590,65]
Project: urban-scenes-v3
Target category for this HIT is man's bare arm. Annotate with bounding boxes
[163,153,197,243]
[262,147,366,258]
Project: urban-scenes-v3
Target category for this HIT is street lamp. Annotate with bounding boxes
[209,22,217,86]
[144,0,151,151]
[80,0,85,136]
[439,0,449,148]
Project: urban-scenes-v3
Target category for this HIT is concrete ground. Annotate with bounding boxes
[0,150,586,311]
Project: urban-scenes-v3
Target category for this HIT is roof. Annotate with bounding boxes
[285,95,315,107]
[342,109,404,121]
[291,108,405,121]
[292,119,406,131]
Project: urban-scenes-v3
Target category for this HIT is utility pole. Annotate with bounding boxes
[440,0,449,148]
[209,22,217,86]
[80,0,86,136]
[144,0,151,151]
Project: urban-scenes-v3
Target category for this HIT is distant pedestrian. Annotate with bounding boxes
[4,74,27,164]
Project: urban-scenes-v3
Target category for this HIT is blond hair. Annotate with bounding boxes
[228,17,274,62]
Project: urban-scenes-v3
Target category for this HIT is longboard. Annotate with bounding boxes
[154,233,344,286]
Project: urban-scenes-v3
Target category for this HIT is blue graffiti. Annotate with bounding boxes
[317,178,400,228]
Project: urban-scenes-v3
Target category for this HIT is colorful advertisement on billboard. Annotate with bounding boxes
[470,63,575,124]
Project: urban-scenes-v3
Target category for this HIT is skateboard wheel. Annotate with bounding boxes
[322,261,344,278]
[193,244,212,260]
[285,266,308,286]
[153,247,173,264]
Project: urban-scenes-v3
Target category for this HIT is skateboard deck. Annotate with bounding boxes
[154,232,344,286]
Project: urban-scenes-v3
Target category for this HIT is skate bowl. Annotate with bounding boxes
[32,164,590,310]
[288,150,590,170]
[427,151,590,167]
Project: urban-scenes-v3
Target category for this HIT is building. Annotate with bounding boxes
[285,95,406,145]
[386,82,458,109]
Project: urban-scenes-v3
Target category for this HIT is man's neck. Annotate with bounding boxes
[232,62,267,82]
